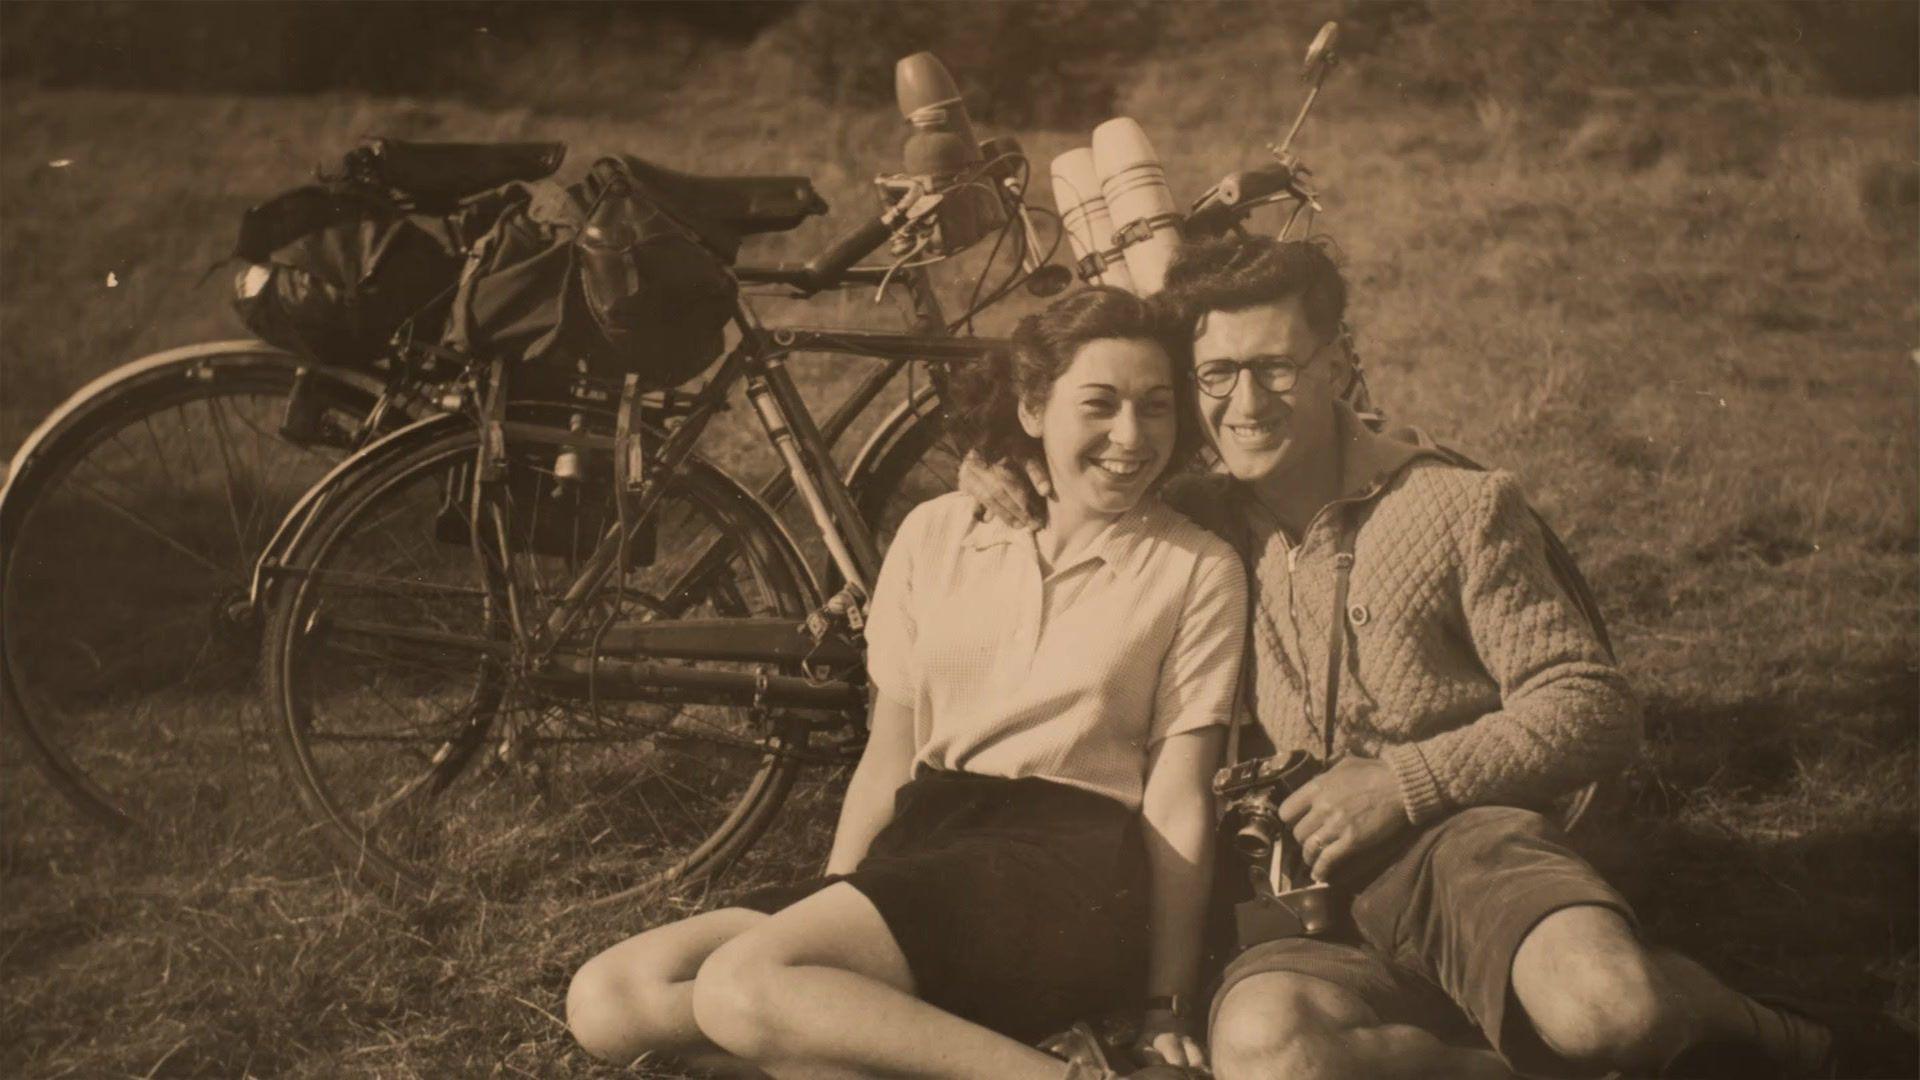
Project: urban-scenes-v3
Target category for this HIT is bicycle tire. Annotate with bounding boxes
[0,343,389,832]
[260,409,816,904]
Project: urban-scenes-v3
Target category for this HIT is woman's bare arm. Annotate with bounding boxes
[1136,724,1226,1069]
[824,696,917,876]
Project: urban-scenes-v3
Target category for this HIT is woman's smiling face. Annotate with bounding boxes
[1018,337,1179,518]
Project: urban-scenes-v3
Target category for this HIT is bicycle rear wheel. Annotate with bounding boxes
[0,343,386,831]
[261,412,818,904]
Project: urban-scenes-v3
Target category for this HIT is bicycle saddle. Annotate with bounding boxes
[614,155,829,237]
[350,139,568,209]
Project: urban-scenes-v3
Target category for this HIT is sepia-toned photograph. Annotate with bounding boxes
[2,2,1915,1076]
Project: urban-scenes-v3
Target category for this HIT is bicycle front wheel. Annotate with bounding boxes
[851,390,964,549]
[261,414,817,904]
[0,343,386,832]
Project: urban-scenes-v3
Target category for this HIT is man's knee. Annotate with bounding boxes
[1211,974,1375,1080]
[689,935,788,1062]
[1515,908,1691,1066]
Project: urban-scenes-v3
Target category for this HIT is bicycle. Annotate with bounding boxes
[228,60,1109,905]
[0,113,1008,839]
[236,25,1384,907]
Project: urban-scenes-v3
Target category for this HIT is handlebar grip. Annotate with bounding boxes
[1184,163,1301,239]
[803,215,895,288]
[1229,163,1297,205]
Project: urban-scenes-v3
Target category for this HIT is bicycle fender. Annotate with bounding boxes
[2,341,383,515]
[246,410,469,608]
[842,384,941,494]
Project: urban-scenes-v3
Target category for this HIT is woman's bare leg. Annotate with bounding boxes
[568,907,770,1073]
[691,883,1069,1080]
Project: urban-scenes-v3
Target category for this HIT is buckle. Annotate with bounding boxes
[1111,218,1155,249]
[1110,213,1182,251]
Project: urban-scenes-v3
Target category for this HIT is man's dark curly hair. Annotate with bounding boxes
[1160,235,1348,340]
[947,286,1203,484]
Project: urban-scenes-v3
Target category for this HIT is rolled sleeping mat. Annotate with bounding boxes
[1050,147,1137,293]
[1092,117,1183,296]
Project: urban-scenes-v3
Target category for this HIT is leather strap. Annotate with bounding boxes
[1322,510,1356,760]
[1222,497,1358,766]
[1224,502,1259,770]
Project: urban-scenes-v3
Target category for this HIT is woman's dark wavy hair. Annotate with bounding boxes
[947,286,1202,486]
[1160,235,1348,339]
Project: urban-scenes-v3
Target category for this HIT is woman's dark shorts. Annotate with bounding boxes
[737,769,1147,1043]
[1209,806,1635,1077]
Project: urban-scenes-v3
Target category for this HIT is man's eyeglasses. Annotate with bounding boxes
[1192,339,1337,399]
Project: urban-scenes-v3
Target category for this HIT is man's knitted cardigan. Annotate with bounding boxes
[1166,405,1640,826]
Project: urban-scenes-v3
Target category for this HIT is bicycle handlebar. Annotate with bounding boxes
[736,214,895,295]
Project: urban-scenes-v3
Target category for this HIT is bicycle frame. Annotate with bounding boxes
[305,261,1004,718]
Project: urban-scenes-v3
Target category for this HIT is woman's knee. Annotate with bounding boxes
[566,952,654,1063]
[689,935,788,1061]
[1210,974,1372,1080]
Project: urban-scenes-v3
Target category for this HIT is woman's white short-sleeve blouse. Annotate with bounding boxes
[863,492,1248,811]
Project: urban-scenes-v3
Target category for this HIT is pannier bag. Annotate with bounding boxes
[230,141,546,370]
[445,157,739,391]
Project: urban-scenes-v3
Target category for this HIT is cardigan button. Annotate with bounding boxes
[1348,604,1370,626]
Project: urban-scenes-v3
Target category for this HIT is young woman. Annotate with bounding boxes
[565,287,1248,1079]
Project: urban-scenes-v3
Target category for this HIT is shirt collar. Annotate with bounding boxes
[962,499,1168,574]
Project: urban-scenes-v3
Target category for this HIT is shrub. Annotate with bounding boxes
[766,0,1167,129]
[1334,0,1920,106]
[0,1,794,111]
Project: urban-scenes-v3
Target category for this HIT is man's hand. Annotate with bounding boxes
[957,450,1049,530]
[1278,756,1408,881]
[1134,1011,1207,1072]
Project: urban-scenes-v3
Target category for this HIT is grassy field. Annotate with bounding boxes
[3,15,1917,1078]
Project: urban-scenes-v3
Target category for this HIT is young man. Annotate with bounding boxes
[961,237,1904,1079]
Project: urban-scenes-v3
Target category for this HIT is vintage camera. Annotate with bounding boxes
[1213,750,1337,942]
[1214,749,1321,861]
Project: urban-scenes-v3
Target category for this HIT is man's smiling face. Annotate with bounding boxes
[1191,298,1344,485]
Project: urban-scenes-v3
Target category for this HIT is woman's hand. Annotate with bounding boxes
[957,450,1049,529]
[1134,1009,1207,1071]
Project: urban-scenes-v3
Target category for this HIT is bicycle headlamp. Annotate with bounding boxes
[894,52,1007,257]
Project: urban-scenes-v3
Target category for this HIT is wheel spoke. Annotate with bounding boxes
[60,474,232,579]
[203,395,252,572]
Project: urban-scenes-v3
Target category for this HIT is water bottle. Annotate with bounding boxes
[1093,118,1183,295]
[579,181,638,335]
[1051,147,1137,293]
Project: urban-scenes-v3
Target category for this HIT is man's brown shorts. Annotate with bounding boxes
[1209,805,1634,1075]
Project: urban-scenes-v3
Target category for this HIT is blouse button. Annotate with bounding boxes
[1348,604,1370,626]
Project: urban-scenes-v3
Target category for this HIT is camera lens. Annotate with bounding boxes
[1233,809,1281,861]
